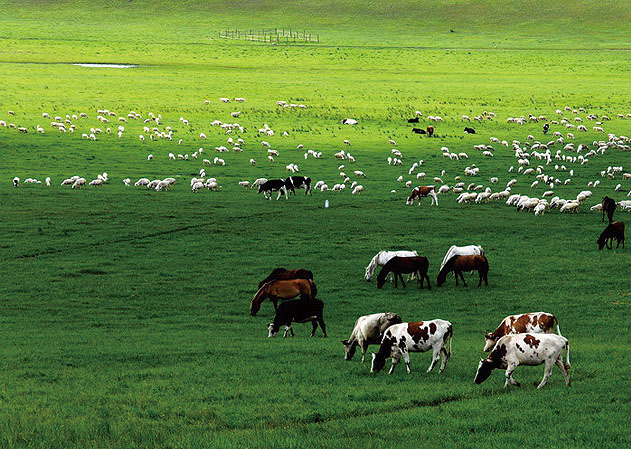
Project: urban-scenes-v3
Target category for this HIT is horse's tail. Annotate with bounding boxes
[308,279,318,299]
[447,324,453,360]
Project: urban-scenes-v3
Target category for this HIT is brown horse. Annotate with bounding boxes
[250,278,317,315]
[437,255,488,287]
[258,268,313,289]
[376,256,431,289]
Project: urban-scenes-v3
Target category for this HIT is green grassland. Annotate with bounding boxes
[1,1,631,447]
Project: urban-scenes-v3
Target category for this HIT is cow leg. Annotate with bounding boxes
[425,273,432,290]
[537,359,555,389]
[317,315,327,337]
[402,349,412,374]
[360,340,369,363]
[504,364,520,387]
[427,345,441,373]
[439,347,449,373]
[555,358,571,386]
[388,353,400,374]
[283,325,293,338]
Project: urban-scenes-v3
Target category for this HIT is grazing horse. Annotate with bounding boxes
[597,221,625,250]
[365,250,418,281]
[258,268,314,289]
[602,196,617,223]
[406,186,438,206]
[437,255,489,287]
[250,278,317,315]
[439,245,484,271]
[426,125,435,137]
[376,256,431,289]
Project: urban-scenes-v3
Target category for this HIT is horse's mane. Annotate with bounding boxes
[258,267,288,288]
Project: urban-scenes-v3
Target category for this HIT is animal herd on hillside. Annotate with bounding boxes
[252,245,574,389]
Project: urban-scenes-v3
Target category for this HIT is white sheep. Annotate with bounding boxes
[352,185,363,195]
[71,178,87,189]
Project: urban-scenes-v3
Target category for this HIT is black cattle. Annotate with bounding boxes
[286,176,312,195]
[543,123,550,134]
[268,299,326,338]
[412,128,426,134]
[597,221,625,250]
[602,196,617,223]
[258,179,288,200]
[464,127,476,134]
[408,117,420,123]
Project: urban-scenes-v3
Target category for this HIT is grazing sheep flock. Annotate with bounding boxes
[4,103,631,218]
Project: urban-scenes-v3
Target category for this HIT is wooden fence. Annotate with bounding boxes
[218,28,319,44]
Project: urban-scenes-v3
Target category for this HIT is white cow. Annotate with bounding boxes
[474,333,570,389]
[371,320,453,374]
[365,250,418,281]
[342,313,403,362]
[439,245,484,271]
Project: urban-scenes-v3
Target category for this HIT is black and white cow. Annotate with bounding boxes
[370,320,453,374]
[474,333,570,389]
[342,312,402,362]
[411,128,426,135]
[268,298,326,338]
[258,179,288,200]
[464,127,476,134]
[286,176,312,195]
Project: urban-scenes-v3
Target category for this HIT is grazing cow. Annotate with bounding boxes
[258,179,288,200]
[406,185,438,206]
[376,256,431,289]
[412,128,426,135]
[483,312,561,351]
[342,118,358,125]
[258,268,314,289]
[464,127,476,134]
[426,125,434,137]
[543,123,550,134]
[342,312,403,362]
[597,221,625,250]
[474,333,571,389]
[408,117,420,123]
[268,298,326,338]
[286,176,312,195]
[601,196,617,223]
[371,320,453,374]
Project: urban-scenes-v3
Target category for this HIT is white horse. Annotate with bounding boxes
[439,245,485,271]
[365,250,419,281]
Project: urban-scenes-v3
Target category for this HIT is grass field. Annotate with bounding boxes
[1,1,631,447]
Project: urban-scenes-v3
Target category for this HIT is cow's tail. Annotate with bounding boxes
[554,315,562,336]
[446,324,453,360]
[565,340,571,371]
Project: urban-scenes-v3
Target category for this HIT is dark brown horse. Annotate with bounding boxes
[598,221,625,250]
[437,255,489,287]
[250,278,317,315]
[376,256,431,289]
[602,196,617,223]
[258,268,313,289]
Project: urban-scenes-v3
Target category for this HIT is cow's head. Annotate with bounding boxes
[341,340,357,361]
[474,358,494,384]
[268,323,279,338]
[370,352,387,373]
[483,333,497,352]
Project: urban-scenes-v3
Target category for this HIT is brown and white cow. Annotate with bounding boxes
[483,312,560,352]
[342,312,403,363]
[370,320,453,374]
[474,333,570,389]
[406,186,438,206]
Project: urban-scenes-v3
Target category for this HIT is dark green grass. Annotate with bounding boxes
[1,1,631,447]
